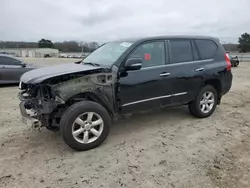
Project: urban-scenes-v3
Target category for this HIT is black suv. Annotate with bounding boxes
[18,36,232,151]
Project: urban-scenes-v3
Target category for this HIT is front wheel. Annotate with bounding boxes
[60,101,111,151]
[188,85,218,118]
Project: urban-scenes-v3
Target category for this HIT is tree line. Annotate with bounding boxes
[0,33,250,52]
[223,33,250,52]
[0,39,100,52]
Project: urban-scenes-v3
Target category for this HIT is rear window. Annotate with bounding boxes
[195,39,218,60]
[170,40,193,63]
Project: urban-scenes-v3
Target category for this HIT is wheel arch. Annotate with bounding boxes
[204,79,222,101]
[65,91,115,117]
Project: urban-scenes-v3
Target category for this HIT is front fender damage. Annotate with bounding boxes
[53,73,114,101]
[52,72,117,115]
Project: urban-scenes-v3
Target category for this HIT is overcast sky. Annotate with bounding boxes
[1,0,250,43]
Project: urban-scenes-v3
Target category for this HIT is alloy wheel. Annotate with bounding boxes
[72,112,104,144]
[200,91,215,114]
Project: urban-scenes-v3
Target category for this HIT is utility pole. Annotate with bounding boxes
[79,41,84,55]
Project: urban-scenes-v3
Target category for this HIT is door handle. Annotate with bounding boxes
[160,72,170,77]
[195,68,204,72]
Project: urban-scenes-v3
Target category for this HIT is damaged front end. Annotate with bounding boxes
[19,83,63,130]
[18,68,117,130]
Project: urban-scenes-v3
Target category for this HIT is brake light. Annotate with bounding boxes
[225,54,231,71]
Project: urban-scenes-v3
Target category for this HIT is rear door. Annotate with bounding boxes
[164,39,206,105]
[0,56,26,83]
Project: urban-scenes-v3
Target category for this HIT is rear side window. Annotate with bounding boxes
[170,40,193,63]
[195,39,218,60]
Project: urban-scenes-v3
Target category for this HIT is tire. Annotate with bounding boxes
[235,61,239,67]
[188,85,218,118]
[60,101,111,151]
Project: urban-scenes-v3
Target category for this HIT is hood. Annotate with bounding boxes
[20,63,103,84]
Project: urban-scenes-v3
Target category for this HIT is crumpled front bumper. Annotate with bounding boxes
[19,102,35,120]
[19,101,41,127]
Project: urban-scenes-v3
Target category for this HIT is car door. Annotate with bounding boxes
[164,39,206,105]
[0,56,26,83]
[118,40,173,113]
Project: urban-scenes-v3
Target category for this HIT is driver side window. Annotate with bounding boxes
[129,41,165,68]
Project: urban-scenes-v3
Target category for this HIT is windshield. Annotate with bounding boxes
[82,42,132,66]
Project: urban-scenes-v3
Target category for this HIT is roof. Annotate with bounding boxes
[112,35,219,43]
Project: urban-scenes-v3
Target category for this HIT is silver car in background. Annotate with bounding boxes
[0,55,34,84]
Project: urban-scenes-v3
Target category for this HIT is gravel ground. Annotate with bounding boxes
[0,59,250,188]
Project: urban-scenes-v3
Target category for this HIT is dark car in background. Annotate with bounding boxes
[226,53,239,67]
[0,55,34,84]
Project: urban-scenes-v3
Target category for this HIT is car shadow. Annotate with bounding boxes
[0,83,18,88]
[109,105,192,137]
[21,105,193,153]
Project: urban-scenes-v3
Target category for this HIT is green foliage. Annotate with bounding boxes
[238,33,250,53]
[38,39,54,48]
[0,40,99,52]
[54,41,99,52]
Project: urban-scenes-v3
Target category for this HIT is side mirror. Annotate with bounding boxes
[124,58,142,71]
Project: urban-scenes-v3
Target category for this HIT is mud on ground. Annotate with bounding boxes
[0,59,250,188]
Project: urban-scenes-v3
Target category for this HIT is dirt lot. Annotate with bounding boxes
[0,59,250,188]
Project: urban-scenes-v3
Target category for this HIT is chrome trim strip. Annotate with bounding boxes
[172,92,187,96]
[122,92,187,107]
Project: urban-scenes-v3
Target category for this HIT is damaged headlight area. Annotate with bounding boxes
[18,83,63,128]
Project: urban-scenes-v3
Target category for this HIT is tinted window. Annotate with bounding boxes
[170,40,193,63]
[129,41,165,68]
[195,39,218,60]
[0,56,21,65]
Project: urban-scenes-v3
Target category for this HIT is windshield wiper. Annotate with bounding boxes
[83,62,100,67]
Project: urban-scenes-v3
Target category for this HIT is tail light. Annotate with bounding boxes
[224,54,231,71]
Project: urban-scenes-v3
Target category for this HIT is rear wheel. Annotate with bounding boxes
[188,85,218,118]
[60,101,111,151]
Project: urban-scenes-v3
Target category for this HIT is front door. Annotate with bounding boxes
[118,40,172,114]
